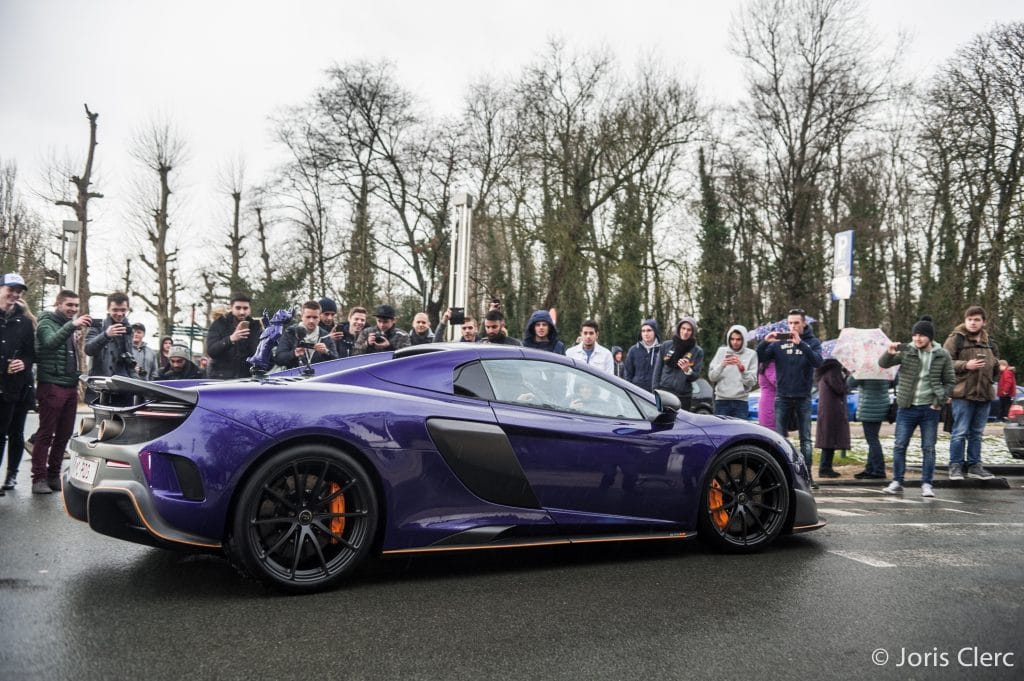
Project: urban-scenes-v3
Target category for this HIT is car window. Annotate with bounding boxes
[482,359,644,420]
[453,361,494,400]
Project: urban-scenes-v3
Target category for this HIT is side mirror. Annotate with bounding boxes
[653,389,681,424]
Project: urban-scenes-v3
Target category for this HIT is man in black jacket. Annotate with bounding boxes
[353,304,410,354]
[274,301,338,369]
[205,292,261,379]
[0,274,36,496]
[84,291,135,378]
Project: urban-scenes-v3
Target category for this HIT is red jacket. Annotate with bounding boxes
[998,368,1017,397]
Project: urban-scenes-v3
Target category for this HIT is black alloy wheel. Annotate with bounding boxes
[230,445,378,592]
[698,445,790,552]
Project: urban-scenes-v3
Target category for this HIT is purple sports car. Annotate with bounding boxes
[64,344,823,592]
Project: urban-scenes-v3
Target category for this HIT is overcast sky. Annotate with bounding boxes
[0,0,1019,319]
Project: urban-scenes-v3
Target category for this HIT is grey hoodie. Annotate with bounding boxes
[707,324,758,401]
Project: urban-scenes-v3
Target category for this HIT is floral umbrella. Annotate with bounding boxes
[747,316,818,342]
[831,327,897,380]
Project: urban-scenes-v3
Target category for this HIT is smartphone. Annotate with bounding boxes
[239,320,250,330]
[450,307,465,325]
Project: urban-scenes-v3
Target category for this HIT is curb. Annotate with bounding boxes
[818,477,1012,490]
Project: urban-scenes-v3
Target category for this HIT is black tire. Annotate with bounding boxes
[698,445,790,553]
[229,444,378,592]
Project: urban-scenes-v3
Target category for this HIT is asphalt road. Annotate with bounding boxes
[1,432,1022,680]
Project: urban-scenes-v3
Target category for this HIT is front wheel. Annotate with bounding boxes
[229,444,378,592]
[698,445,790,552]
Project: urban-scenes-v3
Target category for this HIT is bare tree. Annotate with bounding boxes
[731,0,893,318]
[49,104,103,304]
[217,155,249,294]
[0,159,49,308]
[128,117,187,335]
[917,22,1024,331]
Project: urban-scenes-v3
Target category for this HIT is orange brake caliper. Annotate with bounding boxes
[709,480,729,529]
[329,483,346,541]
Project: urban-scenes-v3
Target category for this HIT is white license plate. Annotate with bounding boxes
[70,456,99,485]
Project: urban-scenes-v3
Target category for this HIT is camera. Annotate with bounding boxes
[119,352,137,369]
[450,307,465,325]
[374,332,385,344]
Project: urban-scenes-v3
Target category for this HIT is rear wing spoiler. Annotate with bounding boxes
[81,375,199,407]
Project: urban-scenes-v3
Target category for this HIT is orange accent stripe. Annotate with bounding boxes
[382,531,695,555]
[91,485,222,550]
[791,520,827,533]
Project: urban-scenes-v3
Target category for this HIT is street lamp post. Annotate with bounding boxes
[62,220,83,294]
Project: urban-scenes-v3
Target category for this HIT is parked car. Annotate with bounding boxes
[64,344,822,592]
[990,384,1024,421]
[691,377,715,415]
[747,387,859,423]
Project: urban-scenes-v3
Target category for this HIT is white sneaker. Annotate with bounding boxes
[883,481,904,494]
[921,483,935,498]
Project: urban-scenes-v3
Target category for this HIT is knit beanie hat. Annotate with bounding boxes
[911,315,935,341]
[319,297,338,314]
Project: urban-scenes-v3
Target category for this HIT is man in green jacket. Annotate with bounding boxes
[878,316,955,498]
[30,290,92,495]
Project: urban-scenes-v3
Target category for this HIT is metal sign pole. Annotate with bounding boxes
[447,193,474,340]
[63,221,83,296]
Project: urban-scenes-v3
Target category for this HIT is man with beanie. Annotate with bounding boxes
[879,316,955,497]
[708,324,758,418]
[623,319,661,391]
[653,317,704,411]
[318,297,339,334]
[157,345,204,380]
[943,305,999,480]
[756,309,822,485]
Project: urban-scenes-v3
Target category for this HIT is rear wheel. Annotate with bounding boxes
[698,446,789,552]
[229,445,378,592]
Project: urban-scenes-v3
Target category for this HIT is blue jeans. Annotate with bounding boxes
[775,396,812,473]
[861,420,885,476]
[949,399,990,466]
[892,405,940,484]
[715,399,749,419]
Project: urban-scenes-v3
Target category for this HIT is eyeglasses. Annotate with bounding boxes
[788,308,805,316]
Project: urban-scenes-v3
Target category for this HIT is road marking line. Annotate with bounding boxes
[828,550,897,567]
[821,509,865,516]
[873,522,1024,527]
[940,508,982,515]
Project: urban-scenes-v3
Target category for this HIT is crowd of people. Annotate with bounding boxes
[0,272,1015,497]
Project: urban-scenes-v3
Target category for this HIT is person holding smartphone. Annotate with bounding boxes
[84,291,134,379]
[943,305,999,481]
[206,292,262,379]
[756,309,823,486]
[708,324,758,419]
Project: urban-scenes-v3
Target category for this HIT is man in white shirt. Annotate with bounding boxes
[566,319,614,375]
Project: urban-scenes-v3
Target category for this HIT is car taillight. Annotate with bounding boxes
[139,450,153,481]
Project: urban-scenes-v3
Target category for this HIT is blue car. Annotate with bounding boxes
[748,388,859,423]
[64,344,823,592]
